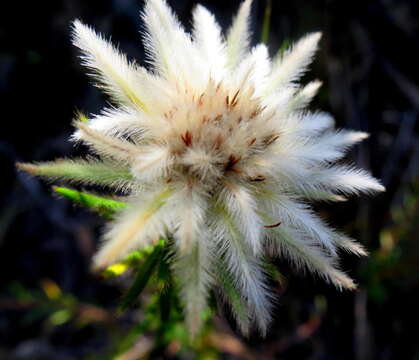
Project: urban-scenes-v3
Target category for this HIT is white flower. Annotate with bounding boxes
[19,0,384,336]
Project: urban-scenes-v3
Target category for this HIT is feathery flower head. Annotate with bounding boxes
[19,0,384,336]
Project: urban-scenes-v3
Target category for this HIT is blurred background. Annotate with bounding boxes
[1,0,419,359]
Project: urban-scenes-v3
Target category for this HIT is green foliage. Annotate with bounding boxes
[108,243,218,359]
[53,186,127,219]
[27,167,222,357]
[17,159,134,190]
[215,260,250,334]
[101,243,160,278]
[6,279,104,331]
[362,180,419,303]
[261,0,272,44]
[278,39,291,57]
[119,239,165,311]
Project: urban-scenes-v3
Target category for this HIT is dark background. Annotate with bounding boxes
[1,0,419,359]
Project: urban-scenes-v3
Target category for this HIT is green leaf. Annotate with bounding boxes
[49,309,72,326]
[262,258,285,285]
[159,281,173,323]
[278,39,291,57]
[215,260,250,336]
[102,242,162,278]
[119,240,165,312]
[53,186,127,219]
[17,158,135,191]
[261,0,272,44]
[123,244,156,264]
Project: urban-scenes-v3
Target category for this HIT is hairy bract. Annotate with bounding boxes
[18,0,384,336]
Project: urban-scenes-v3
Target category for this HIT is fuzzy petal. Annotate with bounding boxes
[72,20,149,112]
[286,80,322,112]
[93,187,172,269]
[142,0,206,89]
[73,121,141,163]
[268,32,322,92]
[306,165,385,195]
[211,203,273,335]
[226,0,253,69]
[72,108,145,140]
[192,5,227,81]
[172,235,213,338]
[265,223,356,290]
[220,181,263,254]
[279,130,369,165]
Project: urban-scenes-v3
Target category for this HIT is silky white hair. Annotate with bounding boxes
[19,0,384,337]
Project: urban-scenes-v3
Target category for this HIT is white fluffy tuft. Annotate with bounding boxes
[27,1,386,337]
[226,0,253,69]
[268,32,322,92]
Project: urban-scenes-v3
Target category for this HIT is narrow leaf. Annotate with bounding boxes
[278,39,290,57]
[119,240,165,311]
[159,281,173,323]
[17,159,134,191]
[103,241,163,278]
[261,0,271,44]
[173,238,212,338]
[53,186,127,219]
[215,259,250,336]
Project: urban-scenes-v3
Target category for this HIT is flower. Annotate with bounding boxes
[18,0,384,336]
